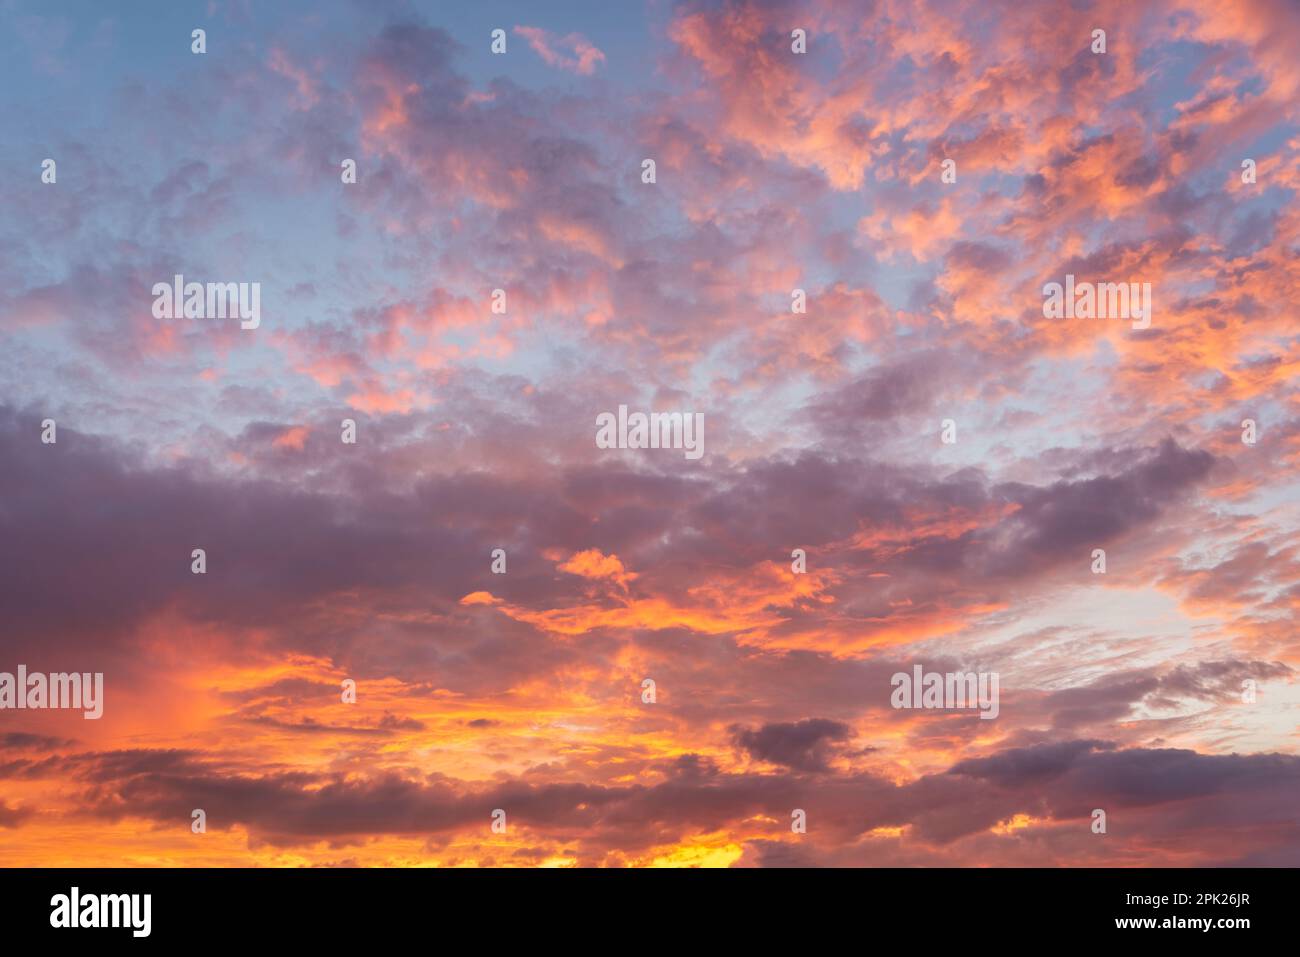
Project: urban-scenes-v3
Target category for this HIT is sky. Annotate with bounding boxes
[0,0,1297,867]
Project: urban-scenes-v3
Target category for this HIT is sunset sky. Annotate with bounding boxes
[1,0,1298,867]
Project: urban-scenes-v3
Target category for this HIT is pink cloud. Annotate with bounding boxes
[514,25,606,75]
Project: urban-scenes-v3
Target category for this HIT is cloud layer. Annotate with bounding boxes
[0,0,1297,867]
